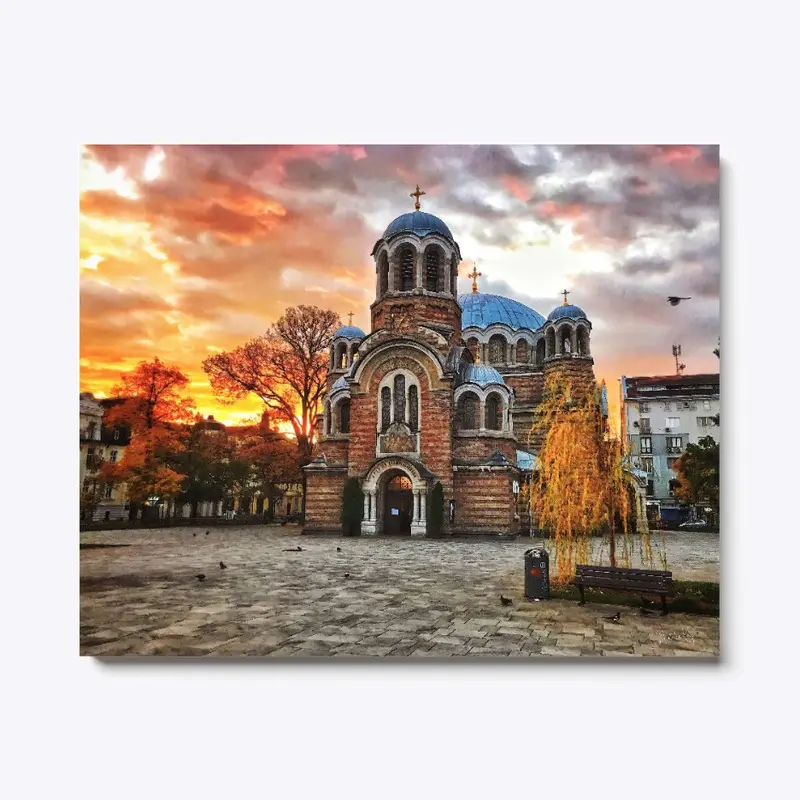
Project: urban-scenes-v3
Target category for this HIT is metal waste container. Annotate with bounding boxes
[524,548,550,600]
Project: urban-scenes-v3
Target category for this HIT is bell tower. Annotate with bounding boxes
[370,187,463,342]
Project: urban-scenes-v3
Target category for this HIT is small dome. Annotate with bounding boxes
[333,325,365,340]
[547,303,587,322]
[383,211,454,241]
[461,363,506,387]
[195,414,226,432]
[330,376,349,393]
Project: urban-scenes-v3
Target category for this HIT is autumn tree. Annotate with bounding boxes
[102,358,195,519]
[530,373,646,581]
[236,415,302,520]
[672,435,719,521]
[176,420,237,518]
[203,305,340,517]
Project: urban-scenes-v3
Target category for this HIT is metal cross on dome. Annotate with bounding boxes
[562,289,570,306]
[410,184,426,211]
[468,262,482,294]
[347,311,354,325]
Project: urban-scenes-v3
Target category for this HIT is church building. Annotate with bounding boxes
[303,188,604,536]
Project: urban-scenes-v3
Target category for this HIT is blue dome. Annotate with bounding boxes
[331,375,349,393]
[459,293,546,331]
[547,304,587,322]
[461,363,506,387]
[333,325,365,339]
[383,211,454,241]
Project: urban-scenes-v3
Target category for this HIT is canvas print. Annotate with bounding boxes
[79,145,720,658]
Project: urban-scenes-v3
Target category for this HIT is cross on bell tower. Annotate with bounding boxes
[410,184,426,211]
[562,288,570,306]
[468,262,482,294]
[347,312,354,325]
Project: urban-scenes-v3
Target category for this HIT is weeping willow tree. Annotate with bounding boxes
[529,372,651,582]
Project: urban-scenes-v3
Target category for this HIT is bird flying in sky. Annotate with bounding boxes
[667,296,691,306]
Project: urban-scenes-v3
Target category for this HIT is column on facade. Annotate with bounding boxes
[508,341,514,363]
[363,491,370,522]
[420,491,427,524]
[555,330,561,355]
[413,490,420,522]
[479,398,486,432]
[571,327,578,355]
[371,490,378,522]
[415,248,424,289]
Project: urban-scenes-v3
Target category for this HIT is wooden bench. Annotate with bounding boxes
[573,565,675,615]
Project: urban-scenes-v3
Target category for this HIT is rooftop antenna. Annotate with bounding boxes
[672,344,686,375]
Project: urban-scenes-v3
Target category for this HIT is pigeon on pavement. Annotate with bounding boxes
[500,594,513,606]
[603,611,621,623]
[195,574,206,582]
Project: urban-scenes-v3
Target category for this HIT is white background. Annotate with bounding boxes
[1,1,797,797]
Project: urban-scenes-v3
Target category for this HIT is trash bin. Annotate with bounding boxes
[524,548,550,600]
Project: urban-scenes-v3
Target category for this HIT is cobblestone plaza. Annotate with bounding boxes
[80,527,719,658]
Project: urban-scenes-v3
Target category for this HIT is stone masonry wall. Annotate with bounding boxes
[452,435,517,464]
[451,469,519,534]
[303,470,347,532]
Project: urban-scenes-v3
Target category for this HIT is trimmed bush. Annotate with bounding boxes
[427,482,444,537]
[341,477,364,537]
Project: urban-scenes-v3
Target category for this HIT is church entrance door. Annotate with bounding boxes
[384,473,413,535]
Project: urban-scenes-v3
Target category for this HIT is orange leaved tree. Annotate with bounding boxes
[101,358,195,519]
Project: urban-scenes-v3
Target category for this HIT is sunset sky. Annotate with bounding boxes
[79,144,720,431]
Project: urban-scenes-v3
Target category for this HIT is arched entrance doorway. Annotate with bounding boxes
[383,471,413,535]
[360,457,430,536]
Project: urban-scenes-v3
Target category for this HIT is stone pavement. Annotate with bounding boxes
[79,527,719,658]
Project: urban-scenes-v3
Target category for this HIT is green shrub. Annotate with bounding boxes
[341,478,363,536]
[427,482,444,537]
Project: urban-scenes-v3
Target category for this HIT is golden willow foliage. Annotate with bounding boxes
[529,373,653,582]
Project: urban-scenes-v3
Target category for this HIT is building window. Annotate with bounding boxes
[681,401,696,410]
[667,457,678,471]
[640,436,652,454]
[338,400,350,434]
[457,393,479,431]
[109,450,118,463]
[640,402,650,413]
[393,374,406,423]
[668,478,681,496]
[640,457,654,473]
[104,484,113,499]
[703,399,712,411]
[408,385,419,433]
[380,387,391,431]
[488,334,506,365]
[485,394,503,431]
[666,417,680,429]
[663,402,672,411]
[666,436,683,454]
[515,340,529,363]
[87,422,97,440]
[696,416,716,427]
[425,246,442,292]
[397,246,415,291]
[113,428,120,441]
[86,447,95,468]
[639,417,651,433]
[646,480,655,497]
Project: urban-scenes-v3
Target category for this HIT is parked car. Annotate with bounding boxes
[678,519,707,529]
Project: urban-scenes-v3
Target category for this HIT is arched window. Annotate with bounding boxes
[467,337,480,359]
[408,385,419,432]
[396,246,415,291]
[486,394,503,430]
[336,342,348,369]
[536,338,546,365]
[488,334,506,365]
[457,393,479,430]
[393,374,406,423]
[425,246,442,292]
[546,328,556,358]
[560,327,572,354]
[577,325,590,355]
[516,340,529,364]
[378,251,389,296]
[338,399,350,434]
[381,387,391,431]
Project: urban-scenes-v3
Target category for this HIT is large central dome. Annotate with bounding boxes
[382,211,454,241]
[459,293,546,331]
